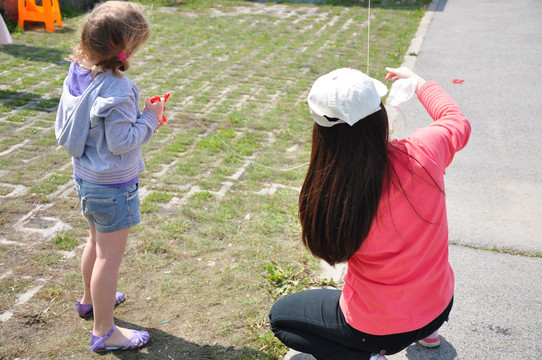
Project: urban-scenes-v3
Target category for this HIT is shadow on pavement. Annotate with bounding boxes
[405,336,457,360]
[0,89,60,112]
[0,43,68,63]
[290,353,315,360]
[434,0,448,12]
[286,336,458,360]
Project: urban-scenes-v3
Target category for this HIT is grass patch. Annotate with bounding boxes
[32,250,63,267]
[6,114,24,122]
[265,261,312,300]
[0,277,33,295]
[141,191,173,213]
[0,185,13,196]
[28,172,71,195]
[452,242,542,258]
[51,231,79,251]
[39,282,64,301]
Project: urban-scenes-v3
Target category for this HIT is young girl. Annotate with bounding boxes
[55,1,164,352]
[269,67,471,360]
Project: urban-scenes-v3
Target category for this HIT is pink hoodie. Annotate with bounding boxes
[340,81,471,335]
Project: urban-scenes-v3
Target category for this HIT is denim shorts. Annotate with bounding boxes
[74,179,141,233]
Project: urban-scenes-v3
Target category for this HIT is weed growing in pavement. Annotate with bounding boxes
[51,231,79,251]
[39,282,63,301]
[1,277,33,295]
[141,191,174,214]
[265,258,339,300]
[247,319,287,357]
[265,261,311,299]
[29,172,71,196]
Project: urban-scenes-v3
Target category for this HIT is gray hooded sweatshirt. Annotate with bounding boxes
[55,66,159,185]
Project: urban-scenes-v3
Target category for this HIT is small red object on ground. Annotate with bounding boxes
[452,79,464,84]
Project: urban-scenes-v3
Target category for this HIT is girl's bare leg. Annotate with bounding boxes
[91,228,139,346]
[80,225,97,305]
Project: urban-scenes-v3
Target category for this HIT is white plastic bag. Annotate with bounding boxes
[387,77,418,108]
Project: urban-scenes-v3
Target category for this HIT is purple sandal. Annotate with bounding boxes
[89,324,150,352]
[76,292,125,318]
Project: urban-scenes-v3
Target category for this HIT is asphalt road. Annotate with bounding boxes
[287,0,542,359]
[396,0,542,254]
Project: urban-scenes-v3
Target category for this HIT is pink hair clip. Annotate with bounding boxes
[117,52,127,63]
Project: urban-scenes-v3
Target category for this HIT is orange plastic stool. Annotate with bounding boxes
[18,0,62,33]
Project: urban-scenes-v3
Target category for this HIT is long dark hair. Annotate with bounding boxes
[299,105,391,265]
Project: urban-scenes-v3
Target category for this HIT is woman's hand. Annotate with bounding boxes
[385,67,426,93]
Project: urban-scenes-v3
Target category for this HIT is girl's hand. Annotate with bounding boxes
[144,96,164,124]
[385,67,426,93]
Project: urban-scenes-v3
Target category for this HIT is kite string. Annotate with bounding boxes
[164,2,374,172]
[174,106,309,172]
[367,0,371,75]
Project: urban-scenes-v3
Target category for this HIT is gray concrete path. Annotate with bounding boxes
[396,0,542,254]
[289,245,542,359]
[286,0,542,359]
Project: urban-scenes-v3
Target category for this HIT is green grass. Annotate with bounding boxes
[452,242,542,258]
[29,172,72,195]
[51,231,79,251]
[0,1,431,359]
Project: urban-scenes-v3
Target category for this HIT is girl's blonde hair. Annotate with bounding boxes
[71,1,150,78]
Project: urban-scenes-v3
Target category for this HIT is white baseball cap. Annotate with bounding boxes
[307,68,388,127]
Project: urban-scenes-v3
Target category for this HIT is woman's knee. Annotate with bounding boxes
[269,292,307,334]
[269,294,288,329]
[269,289,341,330]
